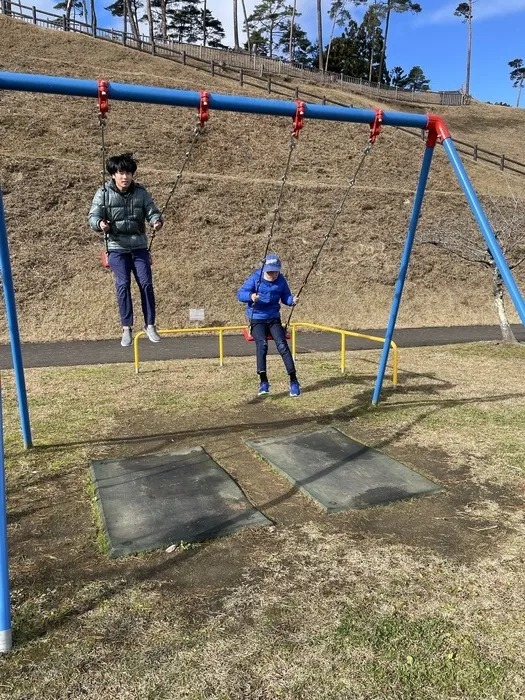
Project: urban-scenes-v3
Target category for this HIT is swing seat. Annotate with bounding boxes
[242,328,291,342]
[100,251,110,269]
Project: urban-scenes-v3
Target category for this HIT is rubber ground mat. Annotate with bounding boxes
[245,427,442,512]
[90,446,272,557]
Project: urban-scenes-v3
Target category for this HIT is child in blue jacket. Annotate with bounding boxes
[237,254,301,397]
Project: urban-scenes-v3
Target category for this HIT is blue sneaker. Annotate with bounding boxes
[289,380,301,397]
[258,381,270,396]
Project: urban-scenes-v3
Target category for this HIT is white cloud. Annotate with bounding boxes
[424,0,525,25]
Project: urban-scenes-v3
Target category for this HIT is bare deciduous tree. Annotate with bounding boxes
[419,194,525,343]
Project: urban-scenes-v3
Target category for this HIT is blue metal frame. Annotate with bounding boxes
[0,379,12,653]
[0,189,32,448]
[372,144,435,405]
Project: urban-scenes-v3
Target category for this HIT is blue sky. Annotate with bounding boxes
[40,0,525,105]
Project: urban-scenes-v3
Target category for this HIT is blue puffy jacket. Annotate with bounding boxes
[237,269,294,321]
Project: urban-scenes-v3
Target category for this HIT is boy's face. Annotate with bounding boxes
[264,270,280,281]
[112,169,134,191]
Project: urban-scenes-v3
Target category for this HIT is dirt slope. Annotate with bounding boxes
[0,16,523,341]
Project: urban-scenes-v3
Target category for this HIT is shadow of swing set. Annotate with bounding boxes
[1,72,525,649]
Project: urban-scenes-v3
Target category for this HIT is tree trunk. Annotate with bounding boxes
[317,0,324,71]
[378,0,391,87]
[202,0,207,46]
[325,9,338,74]
[368,44,374,83]
[126,0,140,41]
[160,0,167,42]
[233,0,240,50]
[89,0,96,35]
[517,77,524,108]
[146,0,155,53]
[65,0,73,28]
[492,264,518,344]
[465,0,472,96]
[240,0,251,53]
[288,0,297,62]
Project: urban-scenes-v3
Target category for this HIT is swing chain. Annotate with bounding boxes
[152,92,210,252]
[259,101,306,273]
[97,80,110,259]
[248,102,306,331]
[284,110,382,330]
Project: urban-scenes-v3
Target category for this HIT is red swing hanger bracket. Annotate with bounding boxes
[292,100,306,138]
[198,90,210,128]
[97,79,109,120]
[369,108,384,144]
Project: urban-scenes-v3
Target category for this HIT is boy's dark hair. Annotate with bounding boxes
[106,152,138,175]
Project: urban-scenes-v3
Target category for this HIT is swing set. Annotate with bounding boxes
[95,79,383,345]
[0,69,524,454]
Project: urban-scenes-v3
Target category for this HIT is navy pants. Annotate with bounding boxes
[251,318,295,375]
[108,249,155,328]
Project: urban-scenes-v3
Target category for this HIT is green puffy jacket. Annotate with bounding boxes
[88,180,162,252]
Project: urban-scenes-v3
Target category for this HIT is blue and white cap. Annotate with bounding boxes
[263,254,282,272]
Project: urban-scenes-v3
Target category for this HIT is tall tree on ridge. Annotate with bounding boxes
[317,0,324,70]
[454,1,473,99]
[372,0,422,86]
[509,58,525,108]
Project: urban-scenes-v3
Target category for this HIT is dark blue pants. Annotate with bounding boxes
[108,249,155,328]
[251,318,295,375]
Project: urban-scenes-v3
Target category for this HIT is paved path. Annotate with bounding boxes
[0,325,523,370]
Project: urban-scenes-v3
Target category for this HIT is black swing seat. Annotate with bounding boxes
[242,328,291,342]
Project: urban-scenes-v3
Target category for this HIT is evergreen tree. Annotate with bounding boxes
[405,65,430,90]
[277,19,315,64]
[247,0,294,58]
[356,6,388,83]
[389,65,408,87]
[164,0,225,45]
[371,0,422,86]
[509,58,525,108]
[325,18,364,75]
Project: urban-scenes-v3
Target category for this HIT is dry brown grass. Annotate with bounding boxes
[0,16,524,343]
[0,344,524,698]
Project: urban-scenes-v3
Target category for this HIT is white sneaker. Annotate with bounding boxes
[121,327,132,347]
[144,324,161,342]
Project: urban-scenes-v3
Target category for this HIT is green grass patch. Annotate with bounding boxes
[334,609,508,698]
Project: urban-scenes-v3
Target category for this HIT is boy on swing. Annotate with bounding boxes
[237,254,301,397]
[88,152,163,347]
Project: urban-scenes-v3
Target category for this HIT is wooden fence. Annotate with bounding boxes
[1,3,524,178]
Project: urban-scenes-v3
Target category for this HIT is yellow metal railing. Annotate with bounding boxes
[133,323,398,386]
[290,322,398,387]
[133,325,246,373]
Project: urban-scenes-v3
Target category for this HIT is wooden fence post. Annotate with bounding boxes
[32,5,37,23]
[294,86,299,99]
[210,60,215,76]
[240,68,244,87]
[500,155,505,171]
[267,75,271,94]
[473,144,478,161]
[182,50,186,65]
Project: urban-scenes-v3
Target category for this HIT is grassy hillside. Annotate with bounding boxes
[0,15,524,341]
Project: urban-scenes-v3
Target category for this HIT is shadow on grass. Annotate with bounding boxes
[11,385,525,646]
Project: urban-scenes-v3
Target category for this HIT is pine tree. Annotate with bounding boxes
[248,0,294,58]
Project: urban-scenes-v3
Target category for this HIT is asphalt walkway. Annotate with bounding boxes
[0,325,523,370]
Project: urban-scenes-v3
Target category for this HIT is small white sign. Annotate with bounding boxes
[189,308,205,322]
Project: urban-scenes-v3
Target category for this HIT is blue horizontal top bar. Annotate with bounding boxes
[0,71,430,130]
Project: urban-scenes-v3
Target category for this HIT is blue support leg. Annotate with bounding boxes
[442,137,525,325]
[0,189,32,448]
[372,143,436,405]
[0,379,12,653]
